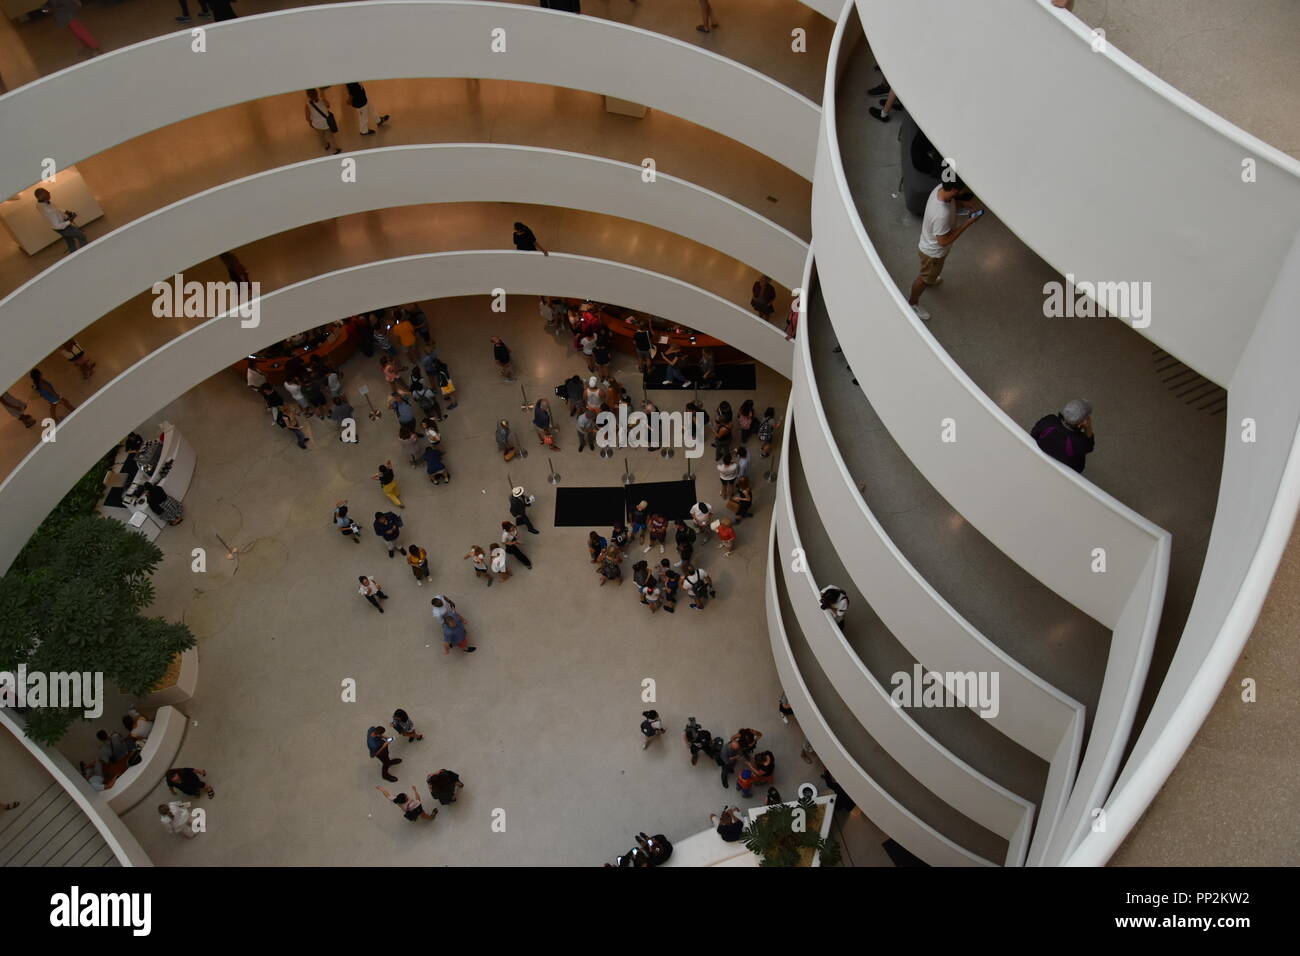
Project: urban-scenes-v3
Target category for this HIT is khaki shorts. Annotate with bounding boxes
[917,250,948,285]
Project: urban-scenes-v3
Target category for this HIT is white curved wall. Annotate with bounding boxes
[764,515,995,867]
[0,252,787,573]
[855,0,1300,386]
[1067,230,1300,864]
[798,0,849,18]
[789,300,1084,762]
[0,0,819,198]
[775,431,1035,863]
[0,144,802,405]
[813,115,1167,632]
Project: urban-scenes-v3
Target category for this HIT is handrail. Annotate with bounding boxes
[763,497,995,866]
[816,0,1168,630]
[853,0,1300,386]
[775,422,1036,863]
[0,0,820,202]
[0,143,803,419]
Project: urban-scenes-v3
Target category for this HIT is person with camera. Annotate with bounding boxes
[34,187,89,254]
[367,726,402,782]
[683,717,716,766]
[639,710,666,750]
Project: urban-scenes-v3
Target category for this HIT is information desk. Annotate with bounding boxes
[556,300,748,365]
[96,424,196,543]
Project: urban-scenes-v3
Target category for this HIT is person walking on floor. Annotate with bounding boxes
[501,521,533,569]
[512,221,549,256]
[757,407,780,458]
[717,452,739,499]
[640,710,666,749]
[641,579,663,614]
[358,575,389,612]
[531,397,559,448]
[159,801,200,838]
[376,784,437,822]
[646,513,668,555]
[347,81,390,136]
[372,459,404,507]
[29,369,75,421]
[334,501,363,543]
[689,501,713,542]
[729,477,753,524]
[368,726,402,782]
[373,510,405,558]
[391,708,424,743]
[42,0,100,56]
[907,180,985,321]
[60,339,96,379]
[464,545,492,586]
[3,391,38,429]
[658,559,680,613]
[174,0,211,23]
[715,517,737,556]
[423,444,451,484]
[683,563,712,610]
[674,520,696,567]
[717,736,744,789]
[165,767,215,799]
[490,336,515,381]
[440,608,477,654]
[576,407,597,453]
[629,500,650,546]
[406,544,431,585]
[427,769,464,805]
[279,407,311,449]
[304,88,342,154]
[207,0,237,20]
[510,486,540,534]
[429,594,456,628]
[696,0,719,33]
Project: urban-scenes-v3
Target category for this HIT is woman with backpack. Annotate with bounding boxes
[532,398,559,448]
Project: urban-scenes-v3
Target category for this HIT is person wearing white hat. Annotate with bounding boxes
[509,486,540,534]
[584,377,606,414]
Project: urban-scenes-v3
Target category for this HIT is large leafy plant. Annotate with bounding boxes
[742,794,843,867]
[1,513,195,745]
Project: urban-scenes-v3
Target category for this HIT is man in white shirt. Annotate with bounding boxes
[34,187,88,253]
[429,595,455,625]
[159,801,199,838]
[689,502,713,541]
[907,182,984,321]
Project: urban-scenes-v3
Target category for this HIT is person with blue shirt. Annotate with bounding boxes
[423,445,450,485]
[367,726,401,782]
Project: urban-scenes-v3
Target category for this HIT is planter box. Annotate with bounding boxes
[138,646,199,709]
[746,784,837,867]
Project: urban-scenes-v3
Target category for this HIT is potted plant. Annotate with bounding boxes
[742,791,842,867]
[0,514,196,745]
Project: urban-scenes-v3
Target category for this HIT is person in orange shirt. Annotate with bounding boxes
[390,315,420,365]
[715,518,737,556]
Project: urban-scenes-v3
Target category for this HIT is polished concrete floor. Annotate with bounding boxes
[87,296,853,866]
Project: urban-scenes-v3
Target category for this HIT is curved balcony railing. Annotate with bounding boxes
[805,2,1172,864]
[0,250,784,572]
[854,0,1300,387]
[0,0,820,204]
[765,490,996,866]
[0,144,804,402]
[775,419,1037,864]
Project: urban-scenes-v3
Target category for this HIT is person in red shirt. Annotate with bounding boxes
[715,518,737,556]
[645,514,669,555]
